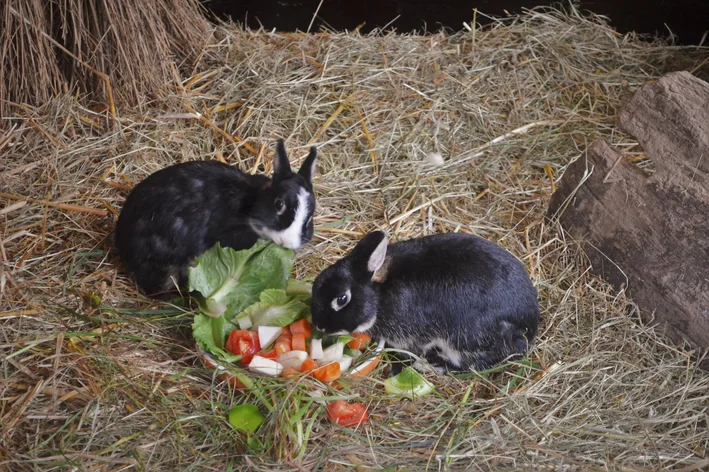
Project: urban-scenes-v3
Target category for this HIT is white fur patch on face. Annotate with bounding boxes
[328,330,350,335]
[353,316,376,334]
[421,338,463,368]
[259,188,310,250]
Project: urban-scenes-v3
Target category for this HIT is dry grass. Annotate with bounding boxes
[2,5,709,471]
[0,0,213,119]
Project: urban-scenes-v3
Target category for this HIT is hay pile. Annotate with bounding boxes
[0,0,213,119]
[2,5,709,471]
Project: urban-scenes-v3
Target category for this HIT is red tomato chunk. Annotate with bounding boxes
[326,401,369,427]
[226,330,260,365]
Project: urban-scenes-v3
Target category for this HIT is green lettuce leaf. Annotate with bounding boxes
[188,241,295,319]
[286,279,312,317]
[192,313,242,362]
[260,288,291,305]
[238,289,308,328]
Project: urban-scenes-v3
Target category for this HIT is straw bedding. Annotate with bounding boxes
[1,5,709,471]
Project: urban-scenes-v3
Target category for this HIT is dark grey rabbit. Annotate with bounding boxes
[311,231,540,373]
[114,140,317,298]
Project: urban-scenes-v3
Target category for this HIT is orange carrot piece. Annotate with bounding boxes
[347,333,372,350]
[300,358,318,373]
[292,333,307,352]
[290,319,312,338]
[313,362,341,383]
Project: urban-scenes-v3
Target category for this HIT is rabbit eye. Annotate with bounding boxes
[274,198,286,215]
[330,290,351,311]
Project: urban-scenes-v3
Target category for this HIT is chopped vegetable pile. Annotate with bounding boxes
[189,241,436,432]
[189,242,377,386]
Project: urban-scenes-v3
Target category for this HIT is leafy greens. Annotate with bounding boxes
[189,240,294,318]
[189,240,295,359]
[236,289,308,328]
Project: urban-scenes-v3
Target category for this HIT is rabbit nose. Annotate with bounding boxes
[272,235,301,250]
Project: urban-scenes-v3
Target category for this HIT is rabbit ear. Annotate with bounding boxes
[350,231,388,282]
[273,139,292,178]
[297,146,317,185]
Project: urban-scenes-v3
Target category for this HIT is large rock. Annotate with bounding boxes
[548,71,709,367]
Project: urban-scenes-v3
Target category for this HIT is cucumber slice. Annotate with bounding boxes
[384,367,436,399]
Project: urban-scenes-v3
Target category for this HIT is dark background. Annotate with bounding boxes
[204,0,709,46]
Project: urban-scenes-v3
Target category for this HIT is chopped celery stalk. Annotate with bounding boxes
[236,314,252,330]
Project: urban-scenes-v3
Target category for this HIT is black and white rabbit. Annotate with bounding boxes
[114,140,317,298]
[311,231,540,373]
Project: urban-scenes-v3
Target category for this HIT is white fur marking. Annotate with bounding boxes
[387,337,412,350]
[260,188,310,249]
[422,338,463,368]
[328,330,350,336]
[367,236,388,273]
[353,316,376,334]
[330,289,351,312]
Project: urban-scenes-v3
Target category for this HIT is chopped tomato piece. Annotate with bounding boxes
[326,400,369,427]
[289,319,312,338]
[282,327,291,336]
[225,333,234,353]
[300,358,318,373]
[347,333,372,350]
[292,333,307,352]
[312,362,341,383]
[226,330,260,365]
[258,348,279,360]
[275,335,292,356]
[282,368,301,378]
